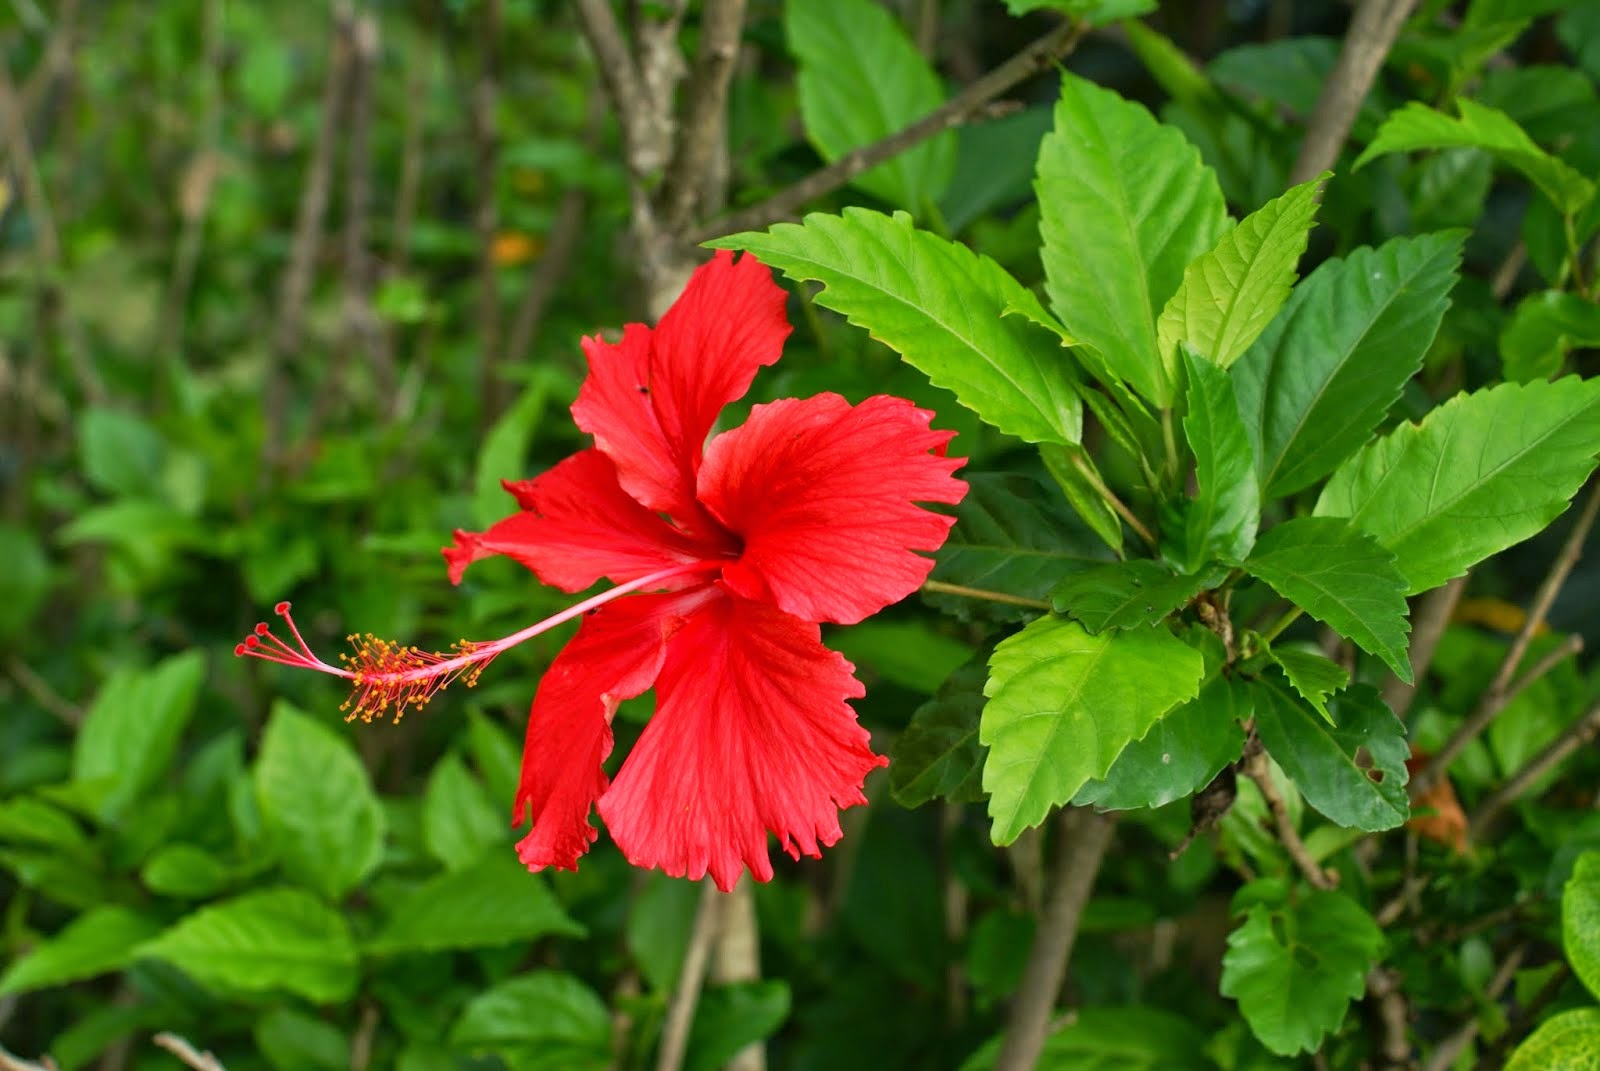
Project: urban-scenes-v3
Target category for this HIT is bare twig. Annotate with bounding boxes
[711,882,764,1071]
[693,18,1088,242]
[920,579,1052,611]
[1367,966,1412,1070]
[1290,0,1419,184]
[657,0,747,232]
[6,656,82,726]
[1470,698,1600,835]
[655,882,724,1071]
[1468,963,1570,1071]
[1244,751,1337,890]
[349,1001,378,1071]
[473,0,505,427]
[1381,576,1467,717]
[0,1041,57,1071]
[992,809,1116,1071]
[151,1034,225,1071]
[1411,480,1600,799]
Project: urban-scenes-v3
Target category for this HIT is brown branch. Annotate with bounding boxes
[1290,0,1419,184]
[473,0,506,427]
[574,0,655,174]
[390,15,431,275]
[1366,966,1412,1071]
[0,1042,57,1071]
[711,881,764,1071]
[1244,751,1337,890]
[1411,480,1600,799]
[655,882,724,1071]
[657,0,747,232]
[341,10,388,387]
[1381,576,1467,717]
[1469,697,1600,836]
[6,656,82,726]
[350,1001,379,1071]
[150,1035,225,1071]
[692,17,1088,242]
[992,809,1116,1071]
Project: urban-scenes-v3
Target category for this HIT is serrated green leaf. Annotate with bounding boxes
[1315,378,1600,593]
[1355,98,1595,216]
[1233,232,1464,498]
[73,651,207,819]
[1038,72,1229,406]
[1506,1008,1600,1071]
[1040,445,1125,554]
[890,655,989,807]
[1159,177,1325,370]
[255,701,385,901]
[1565,850,1600,1001]
[1267,645,1349,722]
[451,971,611,1055]
[0,907,160,996]
[786,0,953,211]
[1501,290,1600,383]
[981,617,1204,844]
[136,887,358,1002]
[1252,678,1410,831]
[710,209,1082,444]
[926,473,1112,624]
[367,851,583,953]
[1243,516,1412,682]
[686,981,793,1071]
[423,751,508,871]
[1074,675,1249,811]
[1180,347,1260,570]
[1052,560,1222,633]
[1220,888,1384,1055]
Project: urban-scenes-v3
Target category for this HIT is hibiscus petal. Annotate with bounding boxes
[697,393,967,625]
[443,450,709,592]
[514,590,706,872]
[598,593,884,892]
[570,251,790,530]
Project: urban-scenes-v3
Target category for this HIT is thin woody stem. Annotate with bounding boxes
[921,579,1051,611]
[1069,452,1158,551]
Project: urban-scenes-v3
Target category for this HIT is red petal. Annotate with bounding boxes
[443,450,712,591]
[698,393,967,624]
[598,593,884,891]
[513,589,708,873]
[570,251,790,531]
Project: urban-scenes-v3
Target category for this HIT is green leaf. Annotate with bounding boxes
[1040,445,1125,554]
[626,874,700,992]
[254,701,385,901]
[1564,850,1600,1001]
[786,0,953,211]
[451,971,611,1071]
[831,619,973,694]
[1501,290,1600,383]
[1232,232,1465,498]
[1004,0,1155,22]
[0,906,161,996]
[959,1006,1212,1071]
[1315,378,1600,593]
[1038,72,1229,406]
[1158,176,1325,370]
[467,709,522,807]
[1266,645,1349,723]
[78,407,166,498]
[981,616,1205,844]
[141,843,233,899]
[686,981,792,1071]
[1074,675,1249,811]
[710,209,1082,444]
[1179,347,1260,569]
[72,651,208,818]
[890,655,989,807]
[1242,517,1412,682]
[423,751,508,871]
[367,851,583,953]
[474,375,552,527]
[926,473,1112,624]
[256,1008,348,1071]
[1220,887,1384,1055]
[1509,1008,1600,1070]
[1355,99,1596,216]
[0,525,50,640]
[136,887,359,1003]
[1051,560,1222,634]
[1252,678,1410,832]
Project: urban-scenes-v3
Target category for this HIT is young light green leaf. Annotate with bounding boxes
[1315,378,1600,593]
[1355,98,1595,216]
[1220,887,1384,1055]
[1074,675,1249,811]
[423,751,508,871]
[1051,560,1224,634]
[1158,177,1325,370]
[0,907,161,997]
[367,852,583,954]
[254,701,385,901]
[1564,850,1600,1002]
[1232,232,1464,498]
[1266,645,1350,723]
[786,0,953,211]
[709,209,1082,444]
[1501,290,1600,382]
[1004,0,1155,21]
[73,650,207,819]
[981,616,1205,844]
[136,887,359,1003]
[1252,678,1410,831]
[141,843,234,899]
[890,656,989,807]
[1038,72,1229,406]
[927,473,1113,624]
[1243,517,1412,683]
[1506,1009,1600,1071]
[1180,346,1260,570]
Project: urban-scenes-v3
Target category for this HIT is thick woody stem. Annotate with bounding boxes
[655,882,724,1071]
[1290,0,1418,184]
[658,0,747,231]
[712,882,765,1071]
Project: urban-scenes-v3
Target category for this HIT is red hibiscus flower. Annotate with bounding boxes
[238,250,967,891]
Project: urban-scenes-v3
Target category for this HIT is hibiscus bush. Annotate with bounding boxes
[4,2,1600,1070]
